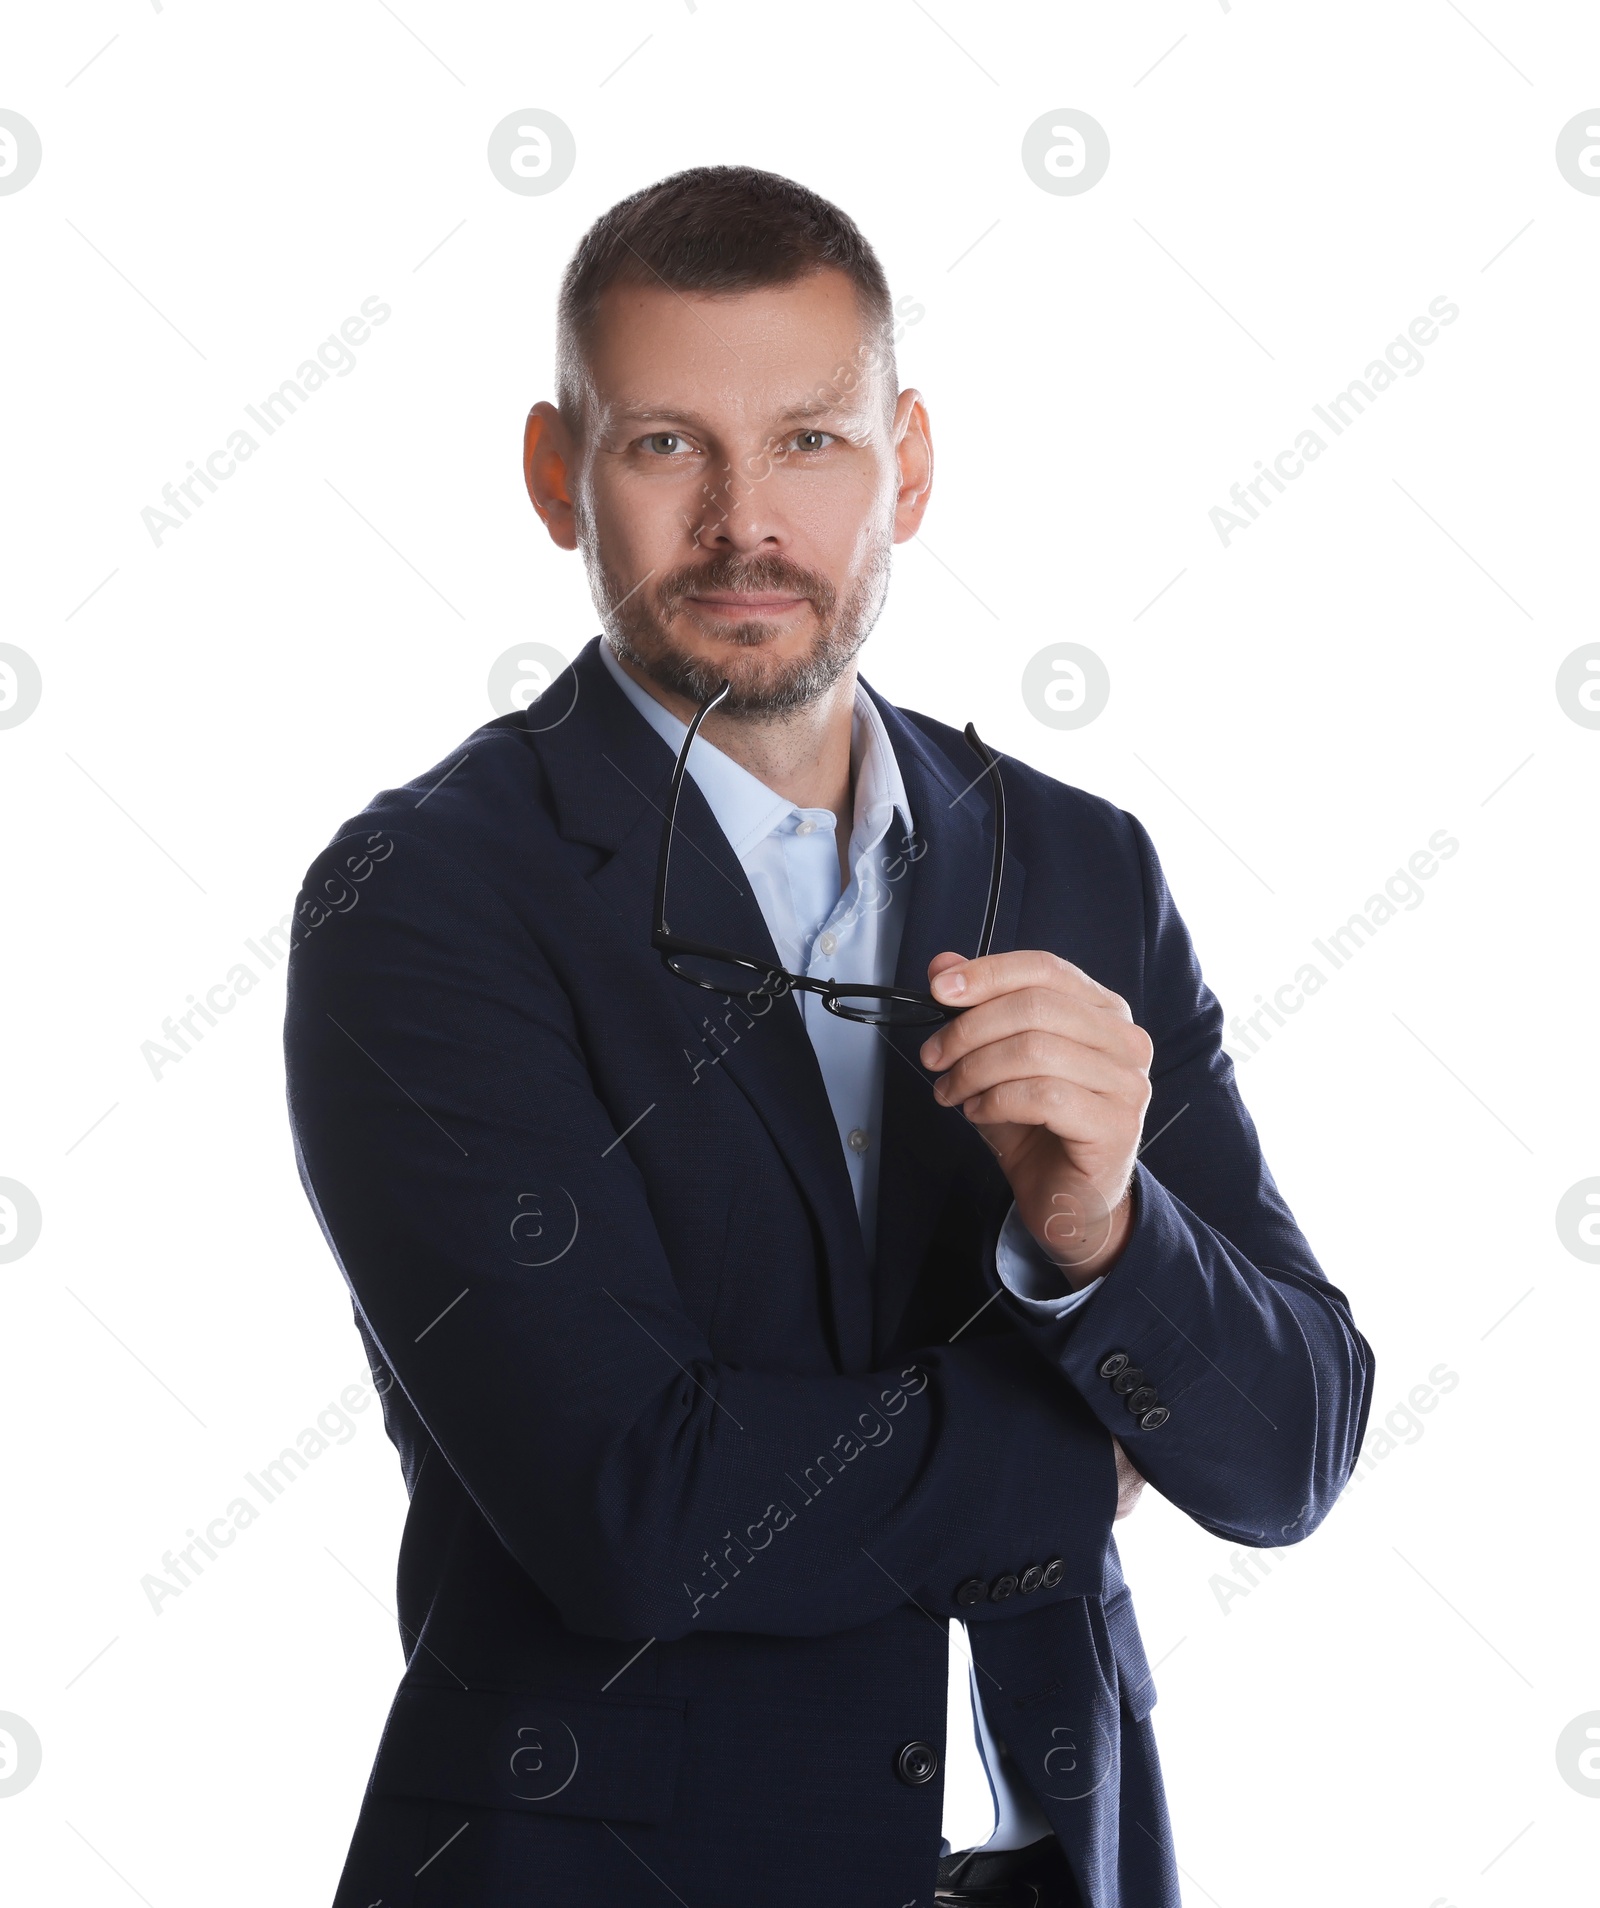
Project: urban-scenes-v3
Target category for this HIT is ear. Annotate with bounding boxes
[524,401,579,550]
[890,388,934,543]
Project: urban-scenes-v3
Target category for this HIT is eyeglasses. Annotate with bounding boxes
[651,680,1006,1027]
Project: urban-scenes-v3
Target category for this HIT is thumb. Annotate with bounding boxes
[927,950,966,987]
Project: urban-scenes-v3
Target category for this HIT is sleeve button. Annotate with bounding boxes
[1127,1384,1159,1414]
[990,1572,1019,1601]
[1097,1352,1130,1379]
[1041,1557,1066,1588]
[1138,1405,1171,1431]
[1110,1367,1145,1397]
[1019,1564,1045,1594]
[955,1578,989,1608]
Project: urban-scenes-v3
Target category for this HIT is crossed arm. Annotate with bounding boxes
[286,814,1370,1651]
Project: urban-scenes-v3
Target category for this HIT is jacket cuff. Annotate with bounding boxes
[992,1202,1105,1317]
[996,1163,1196,1443]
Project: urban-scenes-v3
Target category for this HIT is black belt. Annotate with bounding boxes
[935,1835,1082,1908]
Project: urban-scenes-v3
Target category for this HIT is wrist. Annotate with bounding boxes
[1046,1174,1135,1289]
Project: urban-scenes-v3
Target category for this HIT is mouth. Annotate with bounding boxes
[683,591,810,622]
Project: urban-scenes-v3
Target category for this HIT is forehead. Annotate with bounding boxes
[583,268,883,423]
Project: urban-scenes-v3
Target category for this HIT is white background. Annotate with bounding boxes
[4,2,1598,1903]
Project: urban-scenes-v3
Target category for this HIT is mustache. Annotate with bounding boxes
[654,553,838,622]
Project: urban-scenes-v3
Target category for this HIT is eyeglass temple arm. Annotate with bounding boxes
[652,679,732,939]
[963,722,1007,959]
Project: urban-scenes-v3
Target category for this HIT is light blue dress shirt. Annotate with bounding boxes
[599,640,1100,1853]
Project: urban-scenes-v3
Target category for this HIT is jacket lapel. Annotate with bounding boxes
[532,640,875,1372]
[866,694,1028,1358]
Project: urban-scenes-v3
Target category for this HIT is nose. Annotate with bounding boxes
[685,461,786,554]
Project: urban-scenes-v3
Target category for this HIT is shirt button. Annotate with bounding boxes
[847,1128,870,1154]
[795,819,817,836]
[817,931,838,957]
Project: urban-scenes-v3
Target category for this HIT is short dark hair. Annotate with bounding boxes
[555,165,895,427]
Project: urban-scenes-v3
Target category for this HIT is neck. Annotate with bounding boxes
[613,648,858,831]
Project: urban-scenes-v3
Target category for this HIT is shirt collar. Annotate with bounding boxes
[598,638,914,864]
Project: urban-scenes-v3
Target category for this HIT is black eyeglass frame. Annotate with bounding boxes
[650,680,1006,1027]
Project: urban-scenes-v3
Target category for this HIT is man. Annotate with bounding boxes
[285,166,1372,1908]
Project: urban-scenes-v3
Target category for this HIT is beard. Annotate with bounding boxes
[587,533,892,719]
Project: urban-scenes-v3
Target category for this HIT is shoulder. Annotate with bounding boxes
[304,711,555,882]
[286,711,577,978]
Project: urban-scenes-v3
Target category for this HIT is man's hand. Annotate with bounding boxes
[918,950,1154,1289]
[1114,1439,1145,1521]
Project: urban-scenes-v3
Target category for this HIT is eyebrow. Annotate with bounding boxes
[607,396,873,432]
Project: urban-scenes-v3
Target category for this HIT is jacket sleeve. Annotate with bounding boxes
[284,825,1117,1642]
[997,812,1375,1548]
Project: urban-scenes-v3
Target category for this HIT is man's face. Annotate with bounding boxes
[543,269,930,718]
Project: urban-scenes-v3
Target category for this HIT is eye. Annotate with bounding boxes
[640,432,697,456]
[790,429,835,453]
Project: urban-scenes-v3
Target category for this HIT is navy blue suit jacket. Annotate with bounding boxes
[284,637,1373,1907]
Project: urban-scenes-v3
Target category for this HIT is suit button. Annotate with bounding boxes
[1127,1385,1159,1414]
[1139,1405,1171,1431]
[955,1578,988,1609]
[1041,1557,1066,1589]
[991,1572,1019,1601]
[1110,1367,1145,1396]
[1098,1352,1130,1379]
[1019,1564,1045,1594]
[895,1741,938,1786]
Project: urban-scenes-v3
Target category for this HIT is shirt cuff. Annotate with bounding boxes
[993,1203,1104,1317]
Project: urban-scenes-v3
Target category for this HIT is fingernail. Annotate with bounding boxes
[921,1038,943,1066]
[933,969,966,1000]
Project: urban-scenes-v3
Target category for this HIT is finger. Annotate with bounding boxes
[927,948,1128,1017]
[933,1031,1135,1110]
[955,1073,1122,1141]
[922,984,1151,1074]
[924,952,968,1025]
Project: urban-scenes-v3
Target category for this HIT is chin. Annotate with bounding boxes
[674,609,812,653]
[689,643,799,698]
[610,600,862,717]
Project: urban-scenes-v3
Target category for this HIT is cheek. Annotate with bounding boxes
[584,470,689,567]
[789,471,891,579]
[753,434,875,518]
